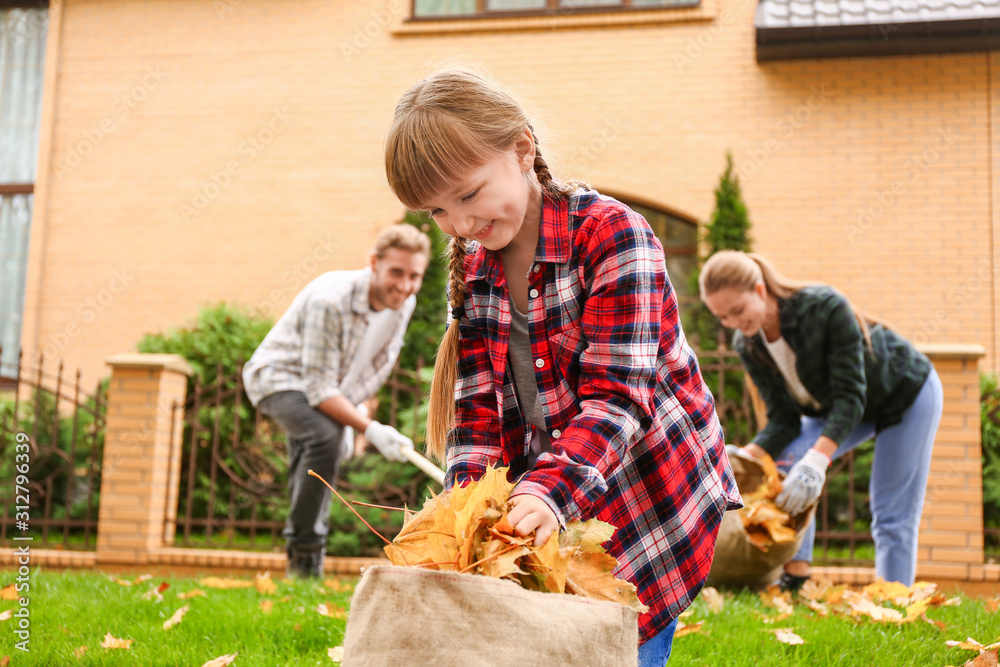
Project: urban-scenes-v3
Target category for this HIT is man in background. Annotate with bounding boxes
[243,224,430,577]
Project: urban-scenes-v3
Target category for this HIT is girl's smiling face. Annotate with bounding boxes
[420,130,538,251]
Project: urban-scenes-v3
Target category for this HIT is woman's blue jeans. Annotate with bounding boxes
[775,369,943,585]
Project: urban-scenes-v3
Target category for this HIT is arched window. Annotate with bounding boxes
[608,194,699,315]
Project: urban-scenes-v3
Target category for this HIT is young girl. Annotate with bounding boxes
[384,69,741,665]
[699,250,942,589]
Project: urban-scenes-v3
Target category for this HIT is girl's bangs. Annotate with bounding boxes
[387,111,497,212]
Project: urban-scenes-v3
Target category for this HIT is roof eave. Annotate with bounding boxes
[757,16,1000,61]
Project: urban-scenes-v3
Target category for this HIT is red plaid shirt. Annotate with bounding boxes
[444,189,742,642]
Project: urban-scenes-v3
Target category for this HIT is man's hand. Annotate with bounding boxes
[363,422,413,462]
[725,444,759,461]
[508,494,559,547]
[775,448,831,516]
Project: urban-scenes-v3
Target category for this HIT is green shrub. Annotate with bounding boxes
[981,373,1000,540]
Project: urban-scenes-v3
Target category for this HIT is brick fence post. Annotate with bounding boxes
[96,354,191,565]
[916,344,987,581]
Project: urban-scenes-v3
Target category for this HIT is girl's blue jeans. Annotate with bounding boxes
[637,618,678,667]
[775,369,943,585]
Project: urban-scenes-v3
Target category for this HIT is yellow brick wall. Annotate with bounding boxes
[20,0,997,385]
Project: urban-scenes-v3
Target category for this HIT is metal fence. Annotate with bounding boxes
[0,348,106,550]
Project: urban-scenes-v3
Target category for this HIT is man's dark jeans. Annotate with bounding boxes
[258,390,344,549]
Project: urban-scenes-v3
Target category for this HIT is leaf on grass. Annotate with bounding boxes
[674,620,704,637]
[255,573,278,595]
[801,598,828,617]
[0,610,11,622]
[142,582,170,602]
[201,653,238,667]
[316,603,347,619]
[700,586,725,614]
[799,579,830,602]
[328,646,344,663]
[200,577,253,589]
[0,585,17,600]
[921,614,946,631]
[163,604,189,631]
[985,598,999,614]
[323,579,354,593]
[136,574,153,584]
[100,632,133,649]
[179,589,207,599]
[74,646,88,658]
[759,586,794,616]
[863,579,913,603]
[772,628,805,645]
[844,591,904,623]
[260,600,273,614]
[0,656,9,666]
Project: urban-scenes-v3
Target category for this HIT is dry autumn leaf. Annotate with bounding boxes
[74,646,88,658]
[380,465,647,613]
[179,589,207,600]
[255,573,278,595]
[674,620,704,637]
[0,585,18,601]
[100,632,133,650]
[328,646,344,663]
[260,600,273,614]
[772,628,805,645]
[985,598,999,614]
[316,603,347,619]
[700,586,725,614]
[163,604,189,631]
[201,653,238,667]
[799,578,830,602]
[0,610,11,622]
[760,586,795,616]
[323,579,354,593]
[0,656,9,666]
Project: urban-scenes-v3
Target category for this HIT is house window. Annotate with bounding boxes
[0,6,48,370]
[412,0,696,19]
[622,199,698,313]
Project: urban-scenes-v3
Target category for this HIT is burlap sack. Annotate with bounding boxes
[341,565,639,666]
[706,455,816,589]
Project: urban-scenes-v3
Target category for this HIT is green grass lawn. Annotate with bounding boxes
[0,568,351,666]
[0,568,996,666]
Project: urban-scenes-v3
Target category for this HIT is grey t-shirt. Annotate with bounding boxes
[508,299,552,466]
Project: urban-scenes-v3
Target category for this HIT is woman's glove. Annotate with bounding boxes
[364,422,413,462]
[775,448,831,516]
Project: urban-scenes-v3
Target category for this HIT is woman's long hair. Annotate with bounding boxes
[699,250,877,351]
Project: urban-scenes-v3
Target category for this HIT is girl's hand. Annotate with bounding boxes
[508,494,559,546]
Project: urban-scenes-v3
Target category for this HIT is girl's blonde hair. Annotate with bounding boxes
[698,250,876,350]
[384,68,580,461]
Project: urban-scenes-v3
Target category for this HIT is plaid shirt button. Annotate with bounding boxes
[534,358,545,368]
[529,288,539,298]
[551,429,561,438]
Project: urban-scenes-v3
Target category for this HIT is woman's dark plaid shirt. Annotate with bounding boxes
[443,189,742,642]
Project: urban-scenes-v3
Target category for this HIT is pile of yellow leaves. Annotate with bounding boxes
[383,465,648,613]
[739,452,798,551]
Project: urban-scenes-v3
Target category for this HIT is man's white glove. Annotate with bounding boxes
[364,421,413,463]
[775,448,831,516]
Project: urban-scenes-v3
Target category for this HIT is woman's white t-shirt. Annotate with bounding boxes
[761,335,822,411]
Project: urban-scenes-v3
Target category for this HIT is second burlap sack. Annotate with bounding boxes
[706,454,816,589]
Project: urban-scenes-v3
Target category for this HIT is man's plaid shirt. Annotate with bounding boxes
[242,268,414,408]
[444,189,742,642]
